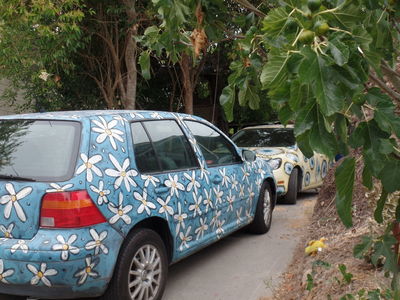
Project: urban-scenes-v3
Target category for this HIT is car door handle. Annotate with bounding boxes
[212,175,222,184]
[155,186,169,194]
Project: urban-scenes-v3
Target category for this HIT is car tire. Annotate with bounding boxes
[248,181,273,234]
[281,168,298,205]
[101,228,168,300]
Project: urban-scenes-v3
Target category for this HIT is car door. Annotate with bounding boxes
[130,119,211,260]
[183,120,249,239]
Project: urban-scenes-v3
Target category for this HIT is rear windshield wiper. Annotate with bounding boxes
[0,175,37,182]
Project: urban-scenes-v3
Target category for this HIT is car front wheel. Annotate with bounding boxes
[281,168,298,205]
[102,228,168,300]
[248,181,273,234]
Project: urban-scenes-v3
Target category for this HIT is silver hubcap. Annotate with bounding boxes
[263,190,271,226]
[128,244,162,300]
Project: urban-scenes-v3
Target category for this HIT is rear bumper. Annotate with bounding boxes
[0,223,123,299]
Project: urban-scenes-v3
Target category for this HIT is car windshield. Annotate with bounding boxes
[231,128,296,147]
[0,120,81,181]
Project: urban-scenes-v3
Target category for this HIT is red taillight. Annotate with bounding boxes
[40,190,106,228]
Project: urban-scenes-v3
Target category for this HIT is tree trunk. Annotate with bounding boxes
[180,52,194,115]
[122,0,137,110]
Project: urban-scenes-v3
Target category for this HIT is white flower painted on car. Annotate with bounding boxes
[108,192,133,224]
[134,189,156,216]
[241,166,250,184]
[85,229,108,255]
[257,165,267,177]
[195,217,208,240]
[184,171,200,195]
[157,196,174,220]
[247,184,255,203]
[219,168,230,188]
[179,226,192,251]
[188,138,199,153]
[0,259,14,284]
[210,210,221,230]
[213,185,223,205]
[202,189,213,213]
[188,192,202,217]
[255,177,262,188]
[27,263,57,287]
[236,207,244,225]
[174,202,187,235]
[46,183,74,193]
[226,191,235,212]
[92,116,124,150]
[141,174,160,187]
[199,160,210,184]
[239,184,245,198]
[113,115,127,125]
[0,223,14,238]
[74,256,99,285]
[11,240,28,254]
[216,219,226,238]
[105,154,138,192]
[52,234,79,261]
[76,153,103,182]
[165,174,185,197]
[231,174,239,191]
[89,181,110,205]
[150,112,163,119]
[0,183,32,222]
[129,112,144,119]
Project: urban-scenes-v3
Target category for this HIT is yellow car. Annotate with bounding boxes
[232,124,329,204]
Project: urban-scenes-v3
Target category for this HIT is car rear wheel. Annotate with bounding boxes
[281,168,298,205]
[102,228,168,300]
[248,182,273,234]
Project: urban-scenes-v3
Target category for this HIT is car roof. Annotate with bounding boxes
[239,124,294,130]
[0,110,198,121]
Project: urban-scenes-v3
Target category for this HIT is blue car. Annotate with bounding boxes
[0,110,276,299]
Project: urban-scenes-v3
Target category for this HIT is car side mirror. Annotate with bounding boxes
[242,149,256,162]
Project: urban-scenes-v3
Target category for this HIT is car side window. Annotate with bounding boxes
[131,120,198,173]
[184,120,242,167]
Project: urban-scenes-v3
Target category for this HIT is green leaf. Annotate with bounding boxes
[260,51,290,90]
[306,273,314,291]
[296,131,314,158]
[353,235,373,259]
[328,39,349,66]
[362,164,373,190]
[278,104,294,125]
[335,157,356,228]
[379,159,400,193]
[138,51,151,80]
[374,189,388,223]
[352,26,373,50]
[299,48,344,116]
[371,234,397,272]
[219,85,235,122]
[261,7,289,37]
[338,264,353,284]
[289,80,309,111]
[294,101,315,137]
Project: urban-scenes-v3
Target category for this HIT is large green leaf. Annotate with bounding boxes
[335,157,355,228]
[352,26,373,50]
[371,234,397,273]
[261,7,289,37]
[296,131,314,158]
[260,51,290,90]
[374,188,388,224]
[219,85,236,122]
[379,159,400,193]
[289,80,309,111]
[309,110,338,159]
[328,39,349,67]
[294,101,316,136]
[299,48,344,116]
[138,51,151,80]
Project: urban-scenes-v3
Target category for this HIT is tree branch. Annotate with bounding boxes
[232,0,266,17]
[369,72,400,103]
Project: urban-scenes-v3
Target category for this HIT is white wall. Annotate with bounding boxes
[0,79,30,116]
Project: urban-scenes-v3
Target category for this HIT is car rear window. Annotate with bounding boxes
[232,128,296,147]
[0,120,81,182]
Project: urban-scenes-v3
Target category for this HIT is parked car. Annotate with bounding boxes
[0,110,276,300]
[231,124,329,204]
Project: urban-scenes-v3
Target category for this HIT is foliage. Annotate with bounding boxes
[0,0,88,110]
[221,0,400,225]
